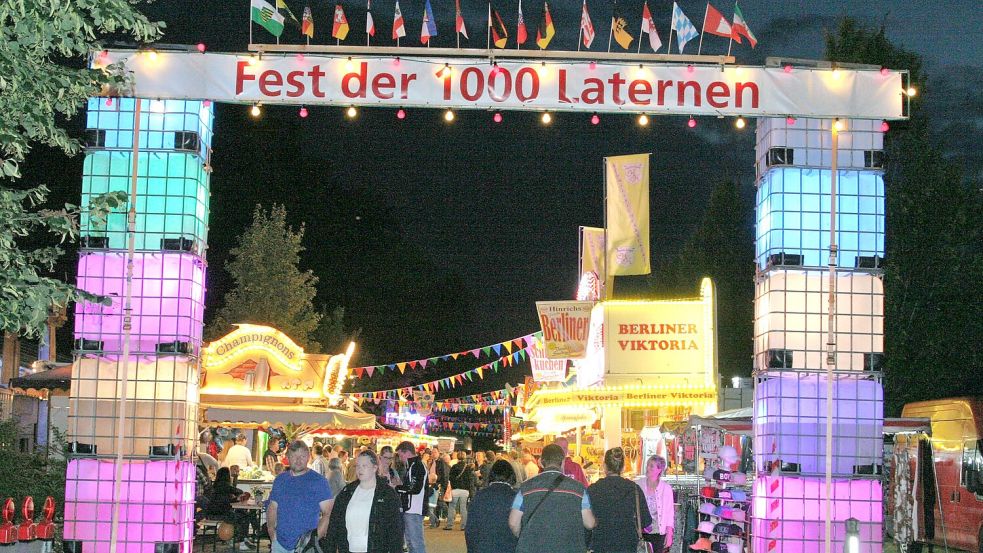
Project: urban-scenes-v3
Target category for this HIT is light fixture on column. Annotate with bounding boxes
[735,116,746,129]
[444,109,455,122]
[638,114,649,126]
[250,103,261,117]
[346,106,358,118]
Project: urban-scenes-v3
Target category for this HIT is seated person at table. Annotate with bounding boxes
[204,467,257,550]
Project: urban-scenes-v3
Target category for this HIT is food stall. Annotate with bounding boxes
[527,279,719,477]
[199,324,376,489]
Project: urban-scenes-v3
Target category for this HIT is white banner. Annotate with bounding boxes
[529,339,568,383]
[101,50,905,118]
[536,301,594,359]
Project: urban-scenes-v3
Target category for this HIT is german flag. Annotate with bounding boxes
[535,2,555,49]
[490,5,508,48]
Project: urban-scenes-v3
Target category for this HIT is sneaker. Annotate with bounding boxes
[239,543,252,551]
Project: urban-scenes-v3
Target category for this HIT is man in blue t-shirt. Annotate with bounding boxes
[268,441,334,552]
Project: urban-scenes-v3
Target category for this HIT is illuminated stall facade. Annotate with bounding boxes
[527,278,718,470]
[66,98,213,553]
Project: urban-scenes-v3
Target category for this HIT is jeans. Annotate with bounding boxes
[271,540,292,553]
[445,489,469,529]
[403,513,427,553]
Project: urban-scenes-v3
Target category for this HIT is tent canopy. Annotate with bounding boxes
[9,364,72,396]
[201,406,376,431]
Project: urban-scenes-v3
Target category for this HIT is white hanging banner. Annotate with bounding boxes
[100,50,905,118]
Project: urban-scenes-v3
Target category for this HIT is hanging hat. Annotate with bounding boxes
[699,502,716,516]
[698,521,716,534]
[701,486,717,499]
[689,537,713,551]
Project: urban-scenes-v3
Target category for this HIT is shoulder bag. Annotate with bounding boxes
[518,473,565,537]
[636,487,655,553]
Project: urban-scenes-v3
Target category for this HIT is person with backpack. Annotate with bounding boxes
[445,454,478,530]
[428,452,450,528]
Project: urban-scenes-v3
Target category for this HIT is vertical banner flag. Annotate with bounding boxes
[421,0,437,43]
[276,0,299,23]
[517,0,528,45]
[393,1,406,39]
[490,6,508,48]
[580,0,595,48]
[703,3,734,39]
[251,0,286,37]
[579,226,605,280]
[301,6,315,37]
[536,2,555,49]
[456,0,469,39]
[366,0,376,36]
[536,301,594,359]
[640,1,662,52]
[332,4,350,40]
[671,3,699,53]
[732,3,757,47]
[611,5,634,50]
[605,154,650,275]
[529,335,570,381]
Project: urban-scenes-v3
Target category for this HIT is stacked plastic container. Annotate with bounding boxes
[64,98,213,553]
[751,118,885,552]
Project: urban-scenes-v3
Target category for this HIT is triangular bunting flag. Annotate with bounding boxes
[514,338,524,349]
[354,367,365,378]
[482,346,492,356]
[397,362,407,373]
[471,349,481,358]
[476,367,484,378]
[504,342,514,354]
[366,366,375,377]
[451,353,460,360]
[409,360,418,369]
[492,344,502,355]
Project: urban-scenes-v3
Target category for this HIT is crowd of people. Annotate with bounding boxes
[195,431,676,553]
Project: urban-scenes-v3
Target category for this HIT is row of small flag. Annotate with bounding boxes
[350,385,516,403]
[250,0,758,53]
[349,347,532,395]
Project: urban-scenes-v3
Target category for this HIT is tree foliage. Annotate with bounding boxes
[826,19,983,414]
[0,1,161,337]
[0,418,67,518]
[207,204,327,351]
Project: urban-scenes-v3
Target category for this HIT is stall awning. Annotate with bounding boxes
[9,364,72,396]
[202,406,376,430]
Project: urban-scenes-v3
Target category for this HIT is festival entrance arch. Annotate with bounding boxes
[65,45,907,552]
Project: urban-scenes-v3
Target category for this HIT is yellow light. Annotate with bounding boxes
[250,104,261,117]
[735,117,746,129]
[541,112,552,124]
[444,109,455,122]
[146,50,158,61]
[831,67,841,79]
[906,86,917,97]
[832,118,845,132]
[345,56,355,71]
[347,106,358,118]
[247,54,258,66]
[638,114,649,126]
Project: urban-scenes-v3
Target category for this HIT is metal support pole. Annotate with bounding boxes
[109,97,142,551]
[824,119,839,553]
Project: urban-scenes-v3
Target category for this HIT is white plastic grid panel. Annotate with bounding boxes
[754,270,883,372]
[755,117,884,178]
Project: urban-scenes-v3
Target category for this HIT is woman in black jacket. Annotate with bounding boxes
[325,450,404,553]
[203,467,255,548]
[465,460,518,553]
[586,447,653,553]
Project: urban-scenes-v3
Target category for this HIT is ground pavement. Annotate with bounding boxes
[194,524,467,553]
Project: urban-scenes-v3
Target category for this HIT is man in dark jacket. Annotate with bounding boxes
[508,444,596,553]
[394,442,428,553]
[466,460,518,553]
[428,453,451,528]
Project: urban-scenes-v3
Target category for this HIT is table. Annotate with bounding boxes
[231,501,265,552]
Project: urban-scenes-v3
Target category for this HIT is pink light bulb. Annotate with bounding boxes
[105,97,113,107]
[296,53,305,62]
[591,114,600,125]
[687,64,694,73]
[880,67,889,76]
[589,61,596,70]
[299,106,308,118]
[687,117,696,128]
[786,116,796,125]
[394,57,401,66]
[196,43,206,53]
[880,120,890,132]
[783,64,793,73]
[493,112,503,123]
[203,99,211,107]
[397,108,406,120]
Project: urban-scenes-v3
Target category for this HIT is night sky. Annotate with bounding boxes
[25,1,983,399]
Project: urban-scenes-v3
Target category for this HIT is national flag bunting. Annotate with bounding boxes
[611,5,633,50]
[366,0,376,36]
[456,0,469,39]
[490,6,508,48]
[640,1,661,52]
[250,0,286,37]
[393,1,406,39]
[332,4,350,40]
[671,2,699,53]
[703,3,733,38]
[516,0,528,45]
[421,0,437,44]
[580,0,595,48]
[536,3,555,49]
[301,6,314,37]
[732,3,757,47]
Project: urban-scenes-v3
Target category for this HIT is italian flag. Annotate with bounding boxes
[732,4,757,48]
[251,0,285,37]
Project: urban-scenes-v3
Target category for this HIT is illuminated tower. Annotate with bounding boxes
[751,118,885,552]
[64,98,212,553]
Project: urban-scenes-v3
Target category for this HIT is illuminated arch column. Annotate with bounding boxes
[751,118,885,553]
[65,98,213,553]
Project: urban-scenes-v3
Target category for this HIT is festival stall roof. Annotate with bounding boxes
[201,405,376,430]
[8,364,72,396]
